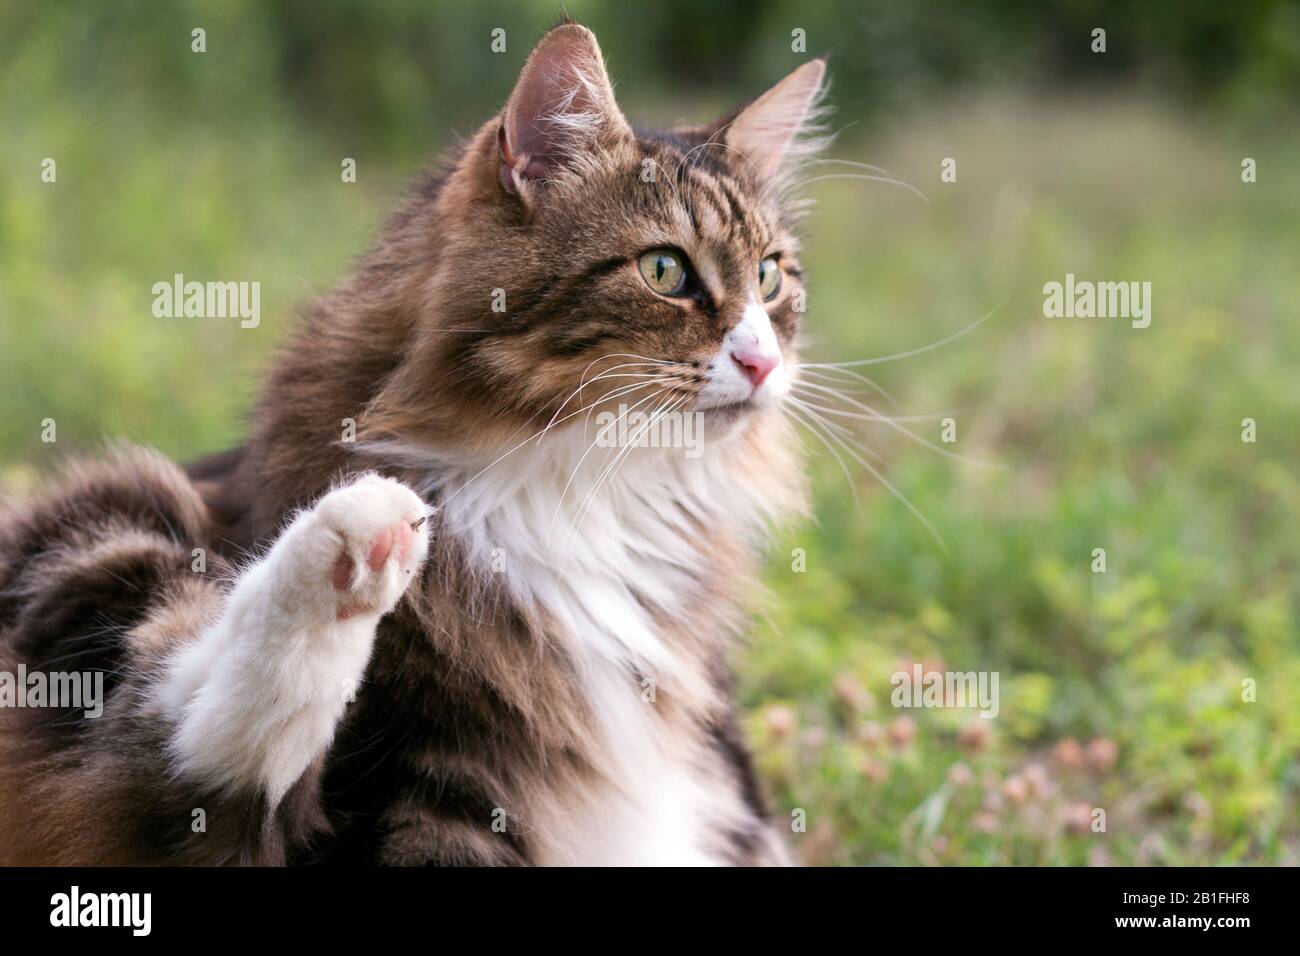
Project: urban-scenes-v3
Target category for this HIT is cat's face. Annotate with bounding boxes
[378,24,826,453]
[498,129,805,416]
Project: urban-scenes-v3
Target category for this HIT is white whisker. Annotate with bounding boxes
[804,157,894,176]
[788,388,994,467]
[785,172,929,204]
[794,403,949,554]
[786,397,885,463]
[418,380,665,507]
[801,298,1007,368]
[563,393,687,555]
[790,382,956,423]
[781,402,862,509]
[792,364,898,406]
[547,386,671,543]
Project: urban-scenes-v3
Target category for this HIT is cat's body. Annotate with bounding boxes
[0,23,825,865]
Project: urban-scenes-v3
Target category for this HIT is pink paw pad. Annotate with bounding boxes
[331,521,419,620]
[366,520,414,572]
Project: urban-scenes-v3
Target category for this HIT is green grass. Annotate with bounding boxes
[743,95,1300,865]
[2,66,1297,864]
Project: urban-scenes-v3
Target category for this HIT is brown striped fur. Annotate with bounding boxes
[0,21,825,865]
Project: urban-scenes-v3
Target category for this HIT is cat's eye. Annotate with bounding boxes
[758,256,782,301]
[637,249,688,296]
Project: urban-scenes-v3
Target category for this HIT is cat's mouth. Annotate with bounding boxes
[699,398,758,422]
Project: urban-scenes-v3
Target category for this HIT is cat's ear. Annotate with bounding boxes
[497,24,631,196]
[720,58,829,183]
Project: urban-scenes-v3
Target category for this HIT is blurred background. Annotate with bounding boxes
[3,1,1298,864]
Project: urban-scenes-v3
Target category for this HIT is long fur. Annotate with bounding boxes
[0,22,827,866]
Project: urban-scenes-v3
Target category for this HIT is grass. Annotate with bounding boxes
[2,68,1297,864]
[744,94,1300,865]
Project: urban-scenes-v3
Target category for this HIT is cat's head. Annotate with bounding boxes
[368,23,827,458]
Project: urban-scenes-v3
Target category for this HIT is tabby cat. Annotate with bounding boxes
[0,22,828,865]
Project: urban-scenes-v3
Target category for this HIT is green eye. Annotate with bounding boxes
[758,256,782,300]
[638,249,687,296]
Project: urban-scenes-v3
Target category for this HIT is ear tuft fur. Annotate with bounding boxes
[498,23,631,197]
[720,58,833,194]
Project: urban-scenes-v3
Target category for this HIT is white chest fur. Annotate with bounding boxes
[367,426,775,864]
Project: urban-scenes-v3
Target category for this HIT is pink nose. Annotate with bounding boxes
[731,347,779,389]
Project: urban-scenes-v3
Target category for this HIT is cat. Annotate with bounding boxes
[0,21,828,865]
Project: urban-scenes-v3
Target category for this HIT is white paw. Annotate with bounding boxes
[310,473,431,621]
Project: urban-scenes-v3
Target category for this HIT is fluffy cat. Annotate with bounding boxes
[0,21,828,865]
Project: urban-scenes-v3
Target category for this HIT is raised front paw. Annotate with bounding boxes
[311,473,431,620]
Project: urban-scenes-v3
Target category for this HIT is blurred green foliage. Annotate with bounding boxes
[1,2,1298,864]
[745,96,1300,863]
[5,0,1300,153]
